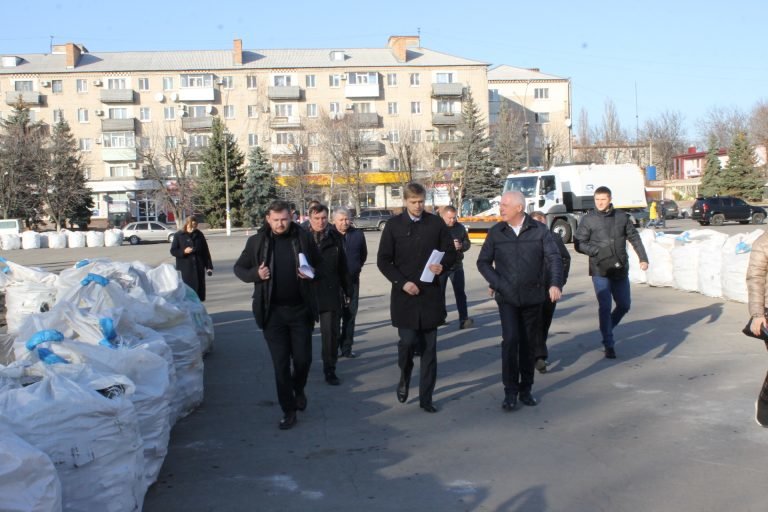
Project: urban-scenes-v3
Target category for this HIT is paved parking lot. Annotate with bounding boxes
[4,221,768,511]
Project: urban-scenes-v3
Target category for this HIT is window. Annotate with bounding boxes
[78,138,92,151]
[435,72,454,84]
[247,105,259,118]
[103,131,135,148]
[330,50,345,61]
[272,75,292,86]
[410,101,421,114]
[189,163,203,177]
[353,102,372,113]
[308,133,318,146]
[164,106,176,120]
[14,80,33,91]
[274,104,292,117]
[436,100,452,114]
[329,74,341,88]
[534,88,549,99]
[307,103,317,117]
[361,159,373,170]
[246,75,258,89]
[188,134,210,148]
[248,133,258,147]
[389,159,400,171]
[83,168,92,180]
[388,102,398,115]
[223,105,235,119]
[329,102,340,115]
[276,132,295,145]
[439,127,456,141]
[181,74,213,88]
[348,72,378,84]
[221,76,233,89]
[535,112,550,123]
[109,165,132,178]
[188,105,206,118]
[76,79,88,93]
[107,78,126,89]
[489,89,499,101]
[109,108,128,119]
[137,78,149,91]
[162,77,174,91]
[51,80,63,93]
[309,161,320,172]
[165,136,177,149]
[409,73,420,86]
[386,73,397,86]
[77,108,89,123]
[139,107,151,122]
[305,74,316,88]
[388,130,400,143]
[411,130,421,143]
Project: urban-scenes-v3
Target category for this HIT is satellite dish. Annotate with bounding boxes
[170,92,179,102]
[154,93,165,102]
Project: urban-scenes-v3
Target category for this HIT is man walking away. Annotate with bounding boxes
[377,182,456,413]
[477,192,563,411]
[574,186,649,359]
[439,205,473,329]
[332,207,367,358]
[233,200,319,430]
[530,211,571,373]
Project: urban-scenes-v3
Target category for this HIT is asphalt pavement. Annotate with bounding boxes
[4,220,768,512]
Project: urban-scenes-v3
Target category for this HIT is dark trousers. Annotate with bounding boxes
[592,275,631,348]
[439,267,469,321]
[262,304,314,413]
[536,297,557,361]
[761,341,768,403]
[498,302,542,396]
[397,328,438,406]
[339,281,360,353]
[319,310,340,373]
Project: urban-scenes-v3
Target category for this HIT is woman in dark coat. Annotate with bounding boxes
[170,217,214,301]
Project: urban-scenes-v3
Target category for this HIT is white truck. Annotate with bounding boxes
[460,163,647,243]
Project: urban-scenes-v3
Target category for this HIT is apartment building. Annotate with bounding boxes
[0,36,488,222]
[488,65,572,168]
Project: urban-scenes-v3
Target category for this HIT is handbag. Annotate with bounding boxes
[742,317,768,342]
[595,214,624,276]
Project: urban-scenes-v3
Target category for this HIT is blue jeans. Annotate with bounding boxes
[591,275,631,348]
[439,267,469,321]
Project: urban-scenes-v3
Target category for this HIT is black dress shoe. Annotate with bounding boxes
[279,411,297,430]
[341,350,358,358]
[518,392,538,407]
[295,392,307,411]
[420,403,438,413]
[502,395,518,411]
[605,347,617,359]
[325,372,341,386]
[397,375,410,403]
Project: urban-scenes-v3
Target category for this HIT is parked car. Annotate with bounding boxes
[122,221,177,245]
[659,199,680,219]
[353,209,395,231]
[690,196,766,226]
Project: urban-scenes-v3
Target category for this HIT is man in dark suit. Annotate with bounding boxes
[377,182,456,413]
[233,200,320,430]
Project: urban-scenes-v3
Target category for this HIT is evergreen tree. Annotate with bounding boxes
[456,88,497,207]
[719,131,763,200]
[42,119,92,230]
[242,146,277,227]
[197,117,245,228]
[698,135,722,197]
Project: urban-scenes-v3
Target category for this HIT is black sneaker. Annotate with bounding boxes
[604,347,617,359]
[279,411,297,430]
[325,372,341,386]
[756,399,768,427]
[535,359,548,374]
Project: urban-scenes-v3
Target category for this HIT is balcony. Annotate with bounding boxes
[433,141,459,154]
[99,89,135,103]
[431,83,464,97]
[5,91,41,105]
[359,141,385,156]
[344,83,381,99]
[181,117,214,131]
[269,116,303,129]
[177,88,215,102]
[101,147,137,161]
[346,112,380,128]
[267,86,302,101]
[270,144,296,156]
[101,118,136,132]
[432,112,460,126]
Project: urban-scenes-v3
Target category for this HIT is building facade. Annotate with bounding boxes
[0,36,489,222]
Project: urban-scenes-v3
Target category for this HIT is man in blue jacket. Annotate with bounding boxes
[477,191,563,411]
[333,207,368,358]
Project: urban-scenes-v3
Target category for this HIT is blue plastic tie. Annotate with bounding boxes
[75,259,90,268]
[37,347,68,365]
[25,329,65,351]
[80,273,109,287]
[735,241,752,255]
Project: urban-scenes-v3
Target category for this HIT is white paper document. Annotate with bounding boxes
[419,250,445,282]
[298,253,315,279]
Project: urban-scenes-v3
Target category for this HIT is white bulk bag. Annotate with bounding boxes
[104,228,123,247]
[645,233,675,287]
[0,234,21,250]
[85,230,104,247]
[627,229,655,284]
[672,241,702,292]
[47,232,68,249]
[722,229,765,303]
[4,282,57,334]
[21,231,41,250]
[66,231,86,248]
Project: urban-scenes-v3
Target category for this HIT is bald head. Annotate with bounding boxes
[500,191,526,225]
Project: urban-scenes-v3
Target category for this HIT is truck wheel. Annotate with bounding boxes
[711,214,725,226]
[129,235,140,245]
[551,219,572,243]
[753,213,765,224]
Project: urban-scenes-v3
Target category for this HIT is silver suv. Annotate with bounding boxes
[353,209,394,231]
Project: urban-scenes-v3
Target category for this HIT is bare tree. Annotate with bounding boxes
[640,110,688,180]
[490,100,526,175]
[596,99,628,164]
[749,101,768,150]
[384,121,427,186]
[273,130,310,216]
[697,105,748,149]
[575,107,602,164]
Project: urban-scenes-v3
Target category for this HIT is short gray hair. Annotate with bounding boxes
[333,207,351,219]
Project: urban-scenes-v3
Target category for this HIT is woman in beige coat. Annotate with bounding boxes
[745,231,768,427]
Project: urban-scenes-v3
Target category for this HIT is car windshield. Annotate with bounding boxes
[502,177,538,198]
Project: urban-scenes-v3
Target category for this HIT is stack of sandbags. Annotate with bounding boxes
[722,229,765,303]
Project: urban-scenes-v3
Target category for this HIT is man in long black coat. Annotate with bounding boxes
[377,183,456,413]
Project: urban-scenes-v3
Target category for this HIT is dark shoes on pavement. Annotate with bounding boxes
[502,395,518,411]
[420,403,438,413]
[397,372,410,403]
[604,347,617,359]
[340,350,358,358]
[756,398,768,427]
[325,372,340,386]
[502,392,537,411]
[459,318,474,330]
[295,392,307,411]
[519,392,538,407]
[279,411,297,430]
[535,358,548,374]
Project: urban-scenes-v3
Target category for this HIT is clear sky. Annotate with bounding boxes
[3,0,765,147]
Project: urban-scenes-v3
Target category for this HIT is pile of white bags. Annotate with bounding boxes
[0,257,214,510]
[627,228,764,303]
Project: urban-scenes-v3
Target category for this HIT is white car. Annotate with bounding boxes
[122,221,176,245]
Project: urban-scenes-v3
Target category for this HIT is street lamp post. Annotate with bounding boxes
[219,81,232,236]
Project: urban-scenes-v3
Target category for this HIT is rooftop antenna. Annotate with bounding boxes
[49,35,54,54]
[634,81,639,144]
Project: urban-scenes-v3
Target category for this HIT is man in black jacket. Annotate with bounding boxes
[377,182,456,413]
[439,205,473,329]
[573,186,649,359]
[233,200,320,430]
[332,207,368,358]
[308,204,351,385]
[477,192,563,411]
